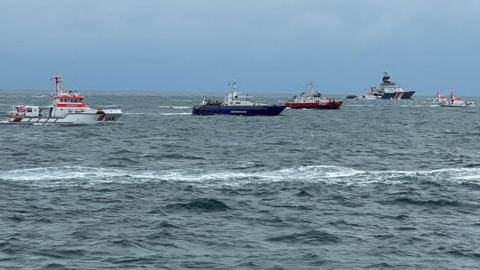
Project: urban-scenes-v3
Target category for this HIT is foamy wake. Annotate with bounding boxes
[123,112,191,116]
[1,165,479,187]
[123,112,157,115]
[158,112,191,116]
[158,106,191,109]
[97,104,122,108]
[399,105,425,108]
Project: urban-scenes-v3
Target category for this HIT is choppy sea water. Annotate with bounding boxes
[0,92,479,269]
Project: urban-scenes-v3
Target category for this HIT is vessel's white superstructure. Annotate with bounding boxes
[380,78,405,94]
[287,83,324,103]
[6,75,122,124]
[222,82,264,106]
[364,72,415,100]
[440,93,473,107]
[433,92,448,104]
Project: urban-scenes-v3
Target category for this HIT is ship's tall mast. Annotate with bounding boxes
[230,81,238,96]
[305,82,314,93]
[52,75,64,96]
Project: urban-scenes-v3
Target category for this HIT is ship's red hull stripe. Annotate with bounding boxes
[286,101,342,109]
[56,103,89,108]
[54,96,84,100]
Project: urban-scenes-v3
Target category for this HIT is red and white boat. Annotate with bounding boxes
[286,83,342,109]
[433,92,448,104]
[5,75,122,124]
[440,92,474,107]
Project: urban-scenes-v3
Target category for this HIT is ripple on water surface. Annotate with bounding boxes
[1,95,480,269]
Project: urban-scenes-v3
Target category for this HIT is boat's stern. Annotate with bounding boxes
[192,105,200,115]
[95,108,122,122]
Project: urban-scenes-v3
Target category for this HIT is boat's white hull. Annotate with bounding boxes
[440,104,466,107]
[6,109,122,124]
[357,97,379,100]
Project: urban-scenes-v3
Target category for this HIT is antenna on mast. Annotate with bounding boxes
[51,75,64,95]
[229,81,239,94]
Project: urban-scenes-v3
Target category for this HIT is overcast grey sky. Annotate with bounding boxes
[1,0,479,94]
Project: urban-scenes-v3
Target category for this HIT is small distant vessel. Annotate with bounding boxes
[440,92,474,107]
[367,72,415,100]
[354,89,381,100]
[433,92,448,104]
[286,83,342,109]
[192,82,286,116]
[5,75,122,124]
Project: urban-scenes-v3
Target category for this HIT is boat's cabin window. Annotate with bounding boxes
[27,107,32,112]
[236,102,241,104]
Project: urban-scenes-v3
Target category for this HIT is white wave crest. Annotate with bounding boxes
[159,112,191,116]
[123,112,157,115]
[163,166,480,185]
[123,112,190,116]
[0,166,157,183]
[1,165,479,187]
[97,104,122,108]
[159,106,191,109]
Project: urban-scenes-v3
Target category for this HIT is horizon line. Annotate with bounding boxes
[0,88,477,97]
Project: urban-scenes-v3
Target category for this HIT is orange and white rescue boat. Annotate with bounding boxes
[5,75,122,124]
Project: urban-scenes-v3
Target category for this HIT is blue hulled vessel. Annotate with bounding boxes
[368,72,415,100]
[192,82,286,116]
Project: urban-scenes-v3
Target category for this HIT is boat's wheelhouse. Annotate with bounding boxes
[288,83,325,103]
[223,82,261,106]
[50,76,93,117]
[380,72,405,94]
[224,92,255,106]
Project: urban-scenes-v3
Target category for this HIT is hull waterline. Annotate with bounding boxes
[381,91,415,100]
[286,101,343,109]
[192,105,286,116]
[6,109,122,125]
